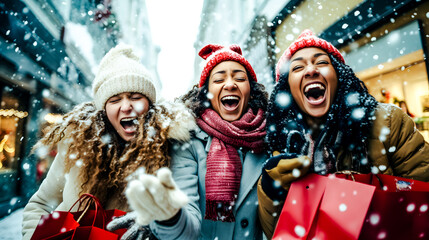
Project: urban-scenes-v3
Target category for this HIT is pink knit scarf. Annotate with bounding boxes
[197,108,266,222]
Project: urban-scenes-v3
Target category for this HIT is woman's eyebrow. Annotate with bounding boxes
[291,53,328,62]
[314,53,328,58]
[232,69,246,74]
[211,70,226,76]
[291,57,303,63]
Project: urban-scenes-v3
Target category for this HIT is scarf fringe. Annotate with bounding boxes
[204,200,235,222]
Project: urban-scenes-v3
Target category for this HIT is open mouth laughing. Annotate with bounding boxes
[221,95,241,111]
[303,82,326,105]
[120,117,138,134]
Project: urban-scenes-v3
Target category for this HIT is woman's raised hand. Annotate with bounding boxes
[126,167,189,225]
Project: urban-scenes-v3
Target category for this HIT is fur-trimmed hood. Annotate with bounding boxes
[156,99,197,142]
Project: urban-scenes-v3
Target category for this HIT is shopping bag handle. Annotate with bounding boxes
[335,170,361,181]
[372,174,384,190]
[69,193,106,226]
[335,171,385,190]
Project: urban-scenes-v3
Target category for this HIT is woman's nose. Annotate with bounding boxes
[223,79,237,90]
[120,99,133,112]
[305,65,319,78]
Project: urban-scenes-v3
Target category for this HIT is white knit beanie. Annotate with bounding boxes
[92,44,157,110]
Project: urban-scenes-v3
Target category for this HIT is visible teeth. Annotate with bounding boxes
[221,96,240,101]
[121,117,136,122]
[304,83,325,93]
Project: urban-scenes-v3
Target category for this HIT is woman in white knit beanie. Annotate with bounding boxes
[22,44,196,240]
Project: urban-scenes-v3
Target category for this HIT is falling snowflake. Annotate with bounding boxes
[52,212,60,219]
[346,93,359,106]
[407,203,416,212]
[275,92,291,108]
[134,102,146,113]
[378,127,390,142]
[292,168,301,178]
[352,108,365,120]
[294,225,305,237]
[101,134,112,144]
[369,213,380,225]
[339,203,347,212]
[22,163,30,170]
[377,231,387,239]
[206,92,214,99]
[371,166,380,174]
[76,160,83,167]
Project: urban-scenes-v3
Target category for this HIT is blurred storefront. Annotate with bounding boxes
[0,0,93,217]
[271,0,429,141]
[0,0,158,218]
[0,83,29,205]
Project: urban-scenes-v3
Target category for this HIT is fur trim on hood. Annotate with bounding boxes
[157,99,198,142]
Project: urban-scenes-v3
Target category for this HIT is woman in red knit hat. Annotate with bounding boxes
[123,44,269,239]
[257,30,429,238]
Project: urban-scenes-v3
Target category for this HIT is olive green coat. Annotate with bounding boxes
[258,103,429,239]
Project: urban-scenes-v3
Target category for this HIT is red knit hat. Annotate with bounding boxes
[275,29,345,82]
[198,44,257,87]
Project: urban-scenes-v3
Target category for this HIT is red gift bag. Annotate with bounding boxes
[272,174,375,240]
[272,173,429,240]
[31,193,126,240]
[30,211,79,240]
[337,173,429,239]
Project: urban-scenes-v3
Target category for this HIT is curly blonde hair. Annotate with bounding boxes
[34,101,173,206]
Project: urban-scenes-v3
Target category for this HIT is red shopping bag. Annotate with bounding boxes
[273,174,375,240]
[31,193,126,240]
[70,226,118,240]
[336,174,429,240]
[272,173,429,240]
[30,211,79,240]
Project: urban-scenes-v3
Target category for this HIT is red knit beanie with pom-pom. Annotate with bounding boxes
[275,29,345,82]
[198,44,257,87]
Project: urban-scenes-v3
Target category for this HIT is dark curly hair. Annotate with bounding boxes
[180,79,269,118]
[266,54,378,174]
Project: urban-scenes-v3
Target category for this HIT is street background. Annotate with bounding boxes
[1,0,429,239]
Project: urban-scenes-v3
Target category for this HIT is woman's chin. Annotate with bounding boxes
[305,108,329,119]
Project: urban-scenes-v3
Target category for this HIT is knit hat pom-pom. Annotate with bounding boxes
[199,44,224,60]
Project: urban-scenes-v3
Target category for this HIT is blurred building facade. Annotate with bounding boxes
[196,0,429,140]
[0,0,158,218]
[194,0,285,92]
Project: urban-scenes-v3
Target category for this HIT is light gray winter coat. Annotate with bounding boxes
[150,128,268,240]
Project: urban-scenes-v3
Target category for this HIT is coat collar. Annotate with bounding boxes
[235,151,265,209]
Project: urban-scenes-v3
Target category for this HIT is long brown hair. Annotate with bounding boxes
[34,101,172,206]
